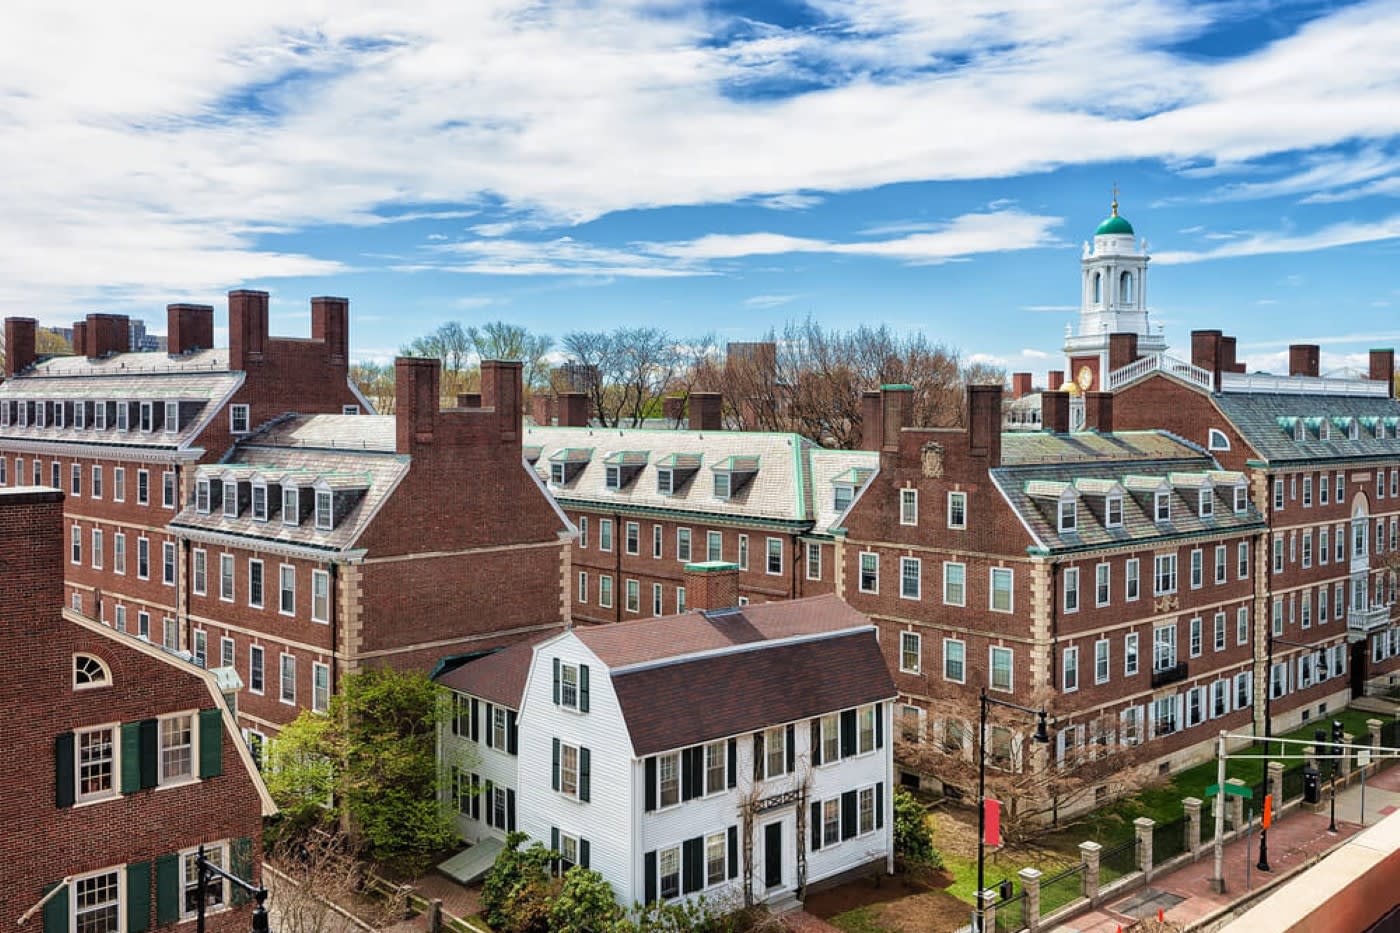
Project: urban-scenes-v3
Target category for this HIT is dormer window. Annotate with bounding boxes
[315,490,333,530]
[1106,495,1123,528]
[710,456,759,501]
[223,480,239,518]
[53,403,64,429]
[282,486,299,526]
[834,484,855,512]
[252,483,268,522]
[602,451,648,490]
[0,403,9,428]
[1058,499,1077,533]
[548,449,593,486]
[95,402,107,430]
[73,402,84,429]
[1292,418,1305,441]
[165,401,179,433]
[551,462,566,485]
[1233,486,1247,514]
[657,469,674,495]
[1198,488,1213,518]
[714,471,731,499]
[35,401,47,429]
[17,401,27,427]
[1154,491,1171,523]
[1319,419,1330,440]
[605,465,622,490]
[1348,419,1360,441]
[116,403,129,432]
[196,479,211,514]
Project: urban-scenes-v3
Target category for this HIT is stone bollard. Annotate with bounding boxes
[1079,841,1102,902]
[1135,817,1156,881]
[1183,797,1203,856]
[1267,761,1284,805]
[428,898,443,933]
[1019,867,1043,933]
[1342,733,1355,780]
[978,889,998,933]
[1304,744,1318,773]
[1226,779,1247,830]
[1368,720,1383,774]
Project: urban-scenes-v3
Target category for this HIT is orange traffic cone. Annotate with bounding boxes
[1159,908,1166,923]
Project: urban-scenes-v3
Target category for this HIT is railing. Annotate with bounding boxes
[1069,397,1086,432]
[1348,604,1392,635]
[1039,864,1085,916]
[1219,371,1390,397]
[1153,817,1188,864]
[1151,662,1189,688]
[1099,839,1139,884]
[1106,354,1213,392]
[995,893,1026,933]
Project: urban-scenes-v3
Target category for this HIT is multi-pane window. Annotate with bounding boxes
[1273,478,1284,510]
[625,579,640,613]
[275,564,296,615]
[1238,541,1250,579]
[76,726,116,802]
[1215,546,1228,584]
[706,831,726,886]
[764,726,788,778]
[943,638,966,683]
[92,465,103,499]
[1198,488,1213,518]
[577,571,588,603]
[652,582,663,616]
[137,537,149,579]
[1106,495,1123,527]
[1153,553,1177,595]
[91,529,103,570]
[858,553,879,593]
[283,487,299,526]
[657,752,679,808]
[137,469,149,505]
[704,741,726,795]
[252,484,267,522]
[195,479,210,513]
[1095,563,1110,606]
[1062,646,1079,692]
[315,490,333,530]
[220,554,234,601]
[1094,639,1110,684]
[182,845,226,918]
[71,463,82,496]
[159,714,194,784]
[1189,549,1203,588]
[1214,612,1226,650]
[766,537,783,574]
[822,798,841,846]
[230,404,250,433]
[74,870,121,933]
[1124,632,1139,676]
[947,491,967,529]
[600,518,614,551]
[192,629,207,667]
[1063,567,1079,612]
[900,557,921,599]
[248,559,264,608]
[659,846,680,900]
[71,524,81,564]
[1303,476,1313,506]
[821,713,839,762]
[859,786,877,834]
[599,575,613,608]
[1125,558,1140,601]
[221,637,235,668]
[626,522,640,556]
[1189,617,1203,657]
[163,471,176,508]
[189,547,203,593]
[673,527,687,560]
[943,562,966,606]
[990,646,1013,691]
[313,662,330,713]
[737,534,748,569]
[806,542,822,580]
[900,488,918,525]
[1058,499,1077,533]
[280,654,296,703]
[1153,624,1177,671]
[1154,491,1170,522]
[312,569,330,623]
[163,542,176,585]
[899,631,921,673]
[249,646,264,694]
[706,529,721,562]
[990,567,1013,612]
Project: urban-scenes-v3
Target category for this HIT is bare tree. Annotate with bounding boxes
[402,322,473,397]
[348,362,396,414]
[266,830,406,933]
[467,321,554,390]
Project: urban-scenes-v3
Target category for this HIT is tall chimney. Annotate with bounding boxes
[310,296,349,367]
[456,392,482,409]
[859,391,883,451]
[1191,330,1224,391]
[662,396,685,423]
[1011,372,1033,400]
[395,356,440,453]
[1108,332,1139,373]
[1288,344,1320,378]
[682,561,740,612]
[480,360,522,444]
[3,318,38,378]
[559,392,591,427]
[1045,370,1065,393]
[228,289,270,371]
[167,303,214,355]
[1220,336,1245,374]
[70,321,88,359]
[1042,390,1070,434]
[531,394,553,426]
[85,313,130,359]
[1370,349,1395,398]
[880,384,913,453]
[688,392,723,432]
[966,384,1003,467]
[0,487,65,635]
[1084,390,1114,433]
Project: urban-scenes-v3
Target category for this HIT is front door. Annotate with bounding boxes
[1352,641,1368,698]
[764,822,783,889]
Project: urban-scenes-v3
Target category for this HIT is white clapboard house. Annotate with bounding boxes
[436,574,896,909]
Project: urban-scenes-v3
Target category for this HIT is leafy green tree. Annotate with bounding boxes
[550,866,624,933]
[892,786,942,869]
[481,832,558,933]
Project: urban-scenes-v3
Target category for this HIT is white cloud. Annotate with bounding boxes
[1020,304,1077,313]
[752,193,823,211]
[743,294,799,308]
[1154,215,1400,264]
[1020,348,1050,359]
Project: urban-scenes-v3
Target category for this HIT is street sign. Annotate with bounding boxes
[1205,783,1253,799]
[1359,750,1372,767]
[1205,783,1219,797]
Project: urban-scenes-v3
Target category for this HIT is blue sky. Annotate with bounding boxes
[3,0,1399,375]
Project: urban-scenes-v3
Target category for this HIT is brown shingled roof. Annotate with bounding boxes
[574,595,870,668]
[613,630,895,756]
[434,636,548,708]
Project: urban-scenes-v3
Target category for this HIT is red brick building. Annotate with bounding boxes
[526,392,876,624]
[168,356,572,739]
[0,486,273,933]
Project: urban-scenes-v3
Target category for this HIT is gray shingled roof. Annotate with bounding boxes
[1001,430,1204,465]
[1214,392,1400,464]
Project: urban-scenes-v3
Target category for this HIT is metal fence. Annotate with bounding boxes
[1099,838,1139,883]
[1384,719,1399,749]
[1038,863,1085,916]
[1281,764,1306,801]
[1153,817,1187,864]
[994,893,1027,933]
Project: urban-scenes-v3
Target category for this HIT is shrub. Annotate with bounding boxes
[893,786,942,869]
[480,832,558,933]
[550,867,624,933]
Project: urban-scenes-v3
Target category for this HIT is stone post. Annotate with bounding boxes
[1079,841,1102,903]
[1342,733,1355,780]
[1135,817,1155,881]
[1368,720,1383,774]
[1304,744,1317,772]
[978,890,997,933]
[1267,761,1284,804]
[1183,797,1203,856]
[1019,867,1042,933]
[1226,778,1247,829]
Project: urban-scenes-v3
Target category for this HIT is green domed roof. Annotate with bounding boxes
[1095,213,1134,236]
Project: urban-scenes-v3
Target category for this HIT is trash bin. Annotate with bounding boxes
[999,879,1014,901]
[1303,765,1321,803]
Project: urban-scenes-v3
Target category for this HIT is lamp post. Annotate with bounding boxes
[196,845,270,933]
[1257,632,1313,873]
[976,686,1052,933]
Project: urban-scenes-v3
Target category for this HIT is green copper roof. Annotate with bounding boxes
[1095,214,1134,236]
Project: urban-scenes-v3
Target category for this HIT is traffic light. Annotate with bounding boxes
[1332,720,1344,747]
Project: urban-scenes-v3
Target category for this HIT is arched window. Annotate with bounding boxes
[1120,271,1133,304]
[1093,272,1102,304]
[1207,429,1230,451]
[73,653,111,689]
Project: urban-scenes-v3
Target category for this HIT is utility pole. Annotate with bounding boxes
[1212,731,1227,894]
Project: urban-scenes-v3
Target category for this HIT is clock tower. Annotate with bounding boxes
[1062,193,1165,392]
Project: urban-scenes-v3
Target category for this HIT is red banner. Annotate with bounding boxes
[984,799,1002,848]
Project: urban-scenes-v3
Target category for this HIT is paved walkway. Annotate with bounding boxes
[1047,764,1400,933]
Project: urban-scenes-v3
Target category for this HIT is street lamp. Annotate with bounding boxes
[1257,632,1313,873]
[976,686,1052,933]
[195,845,270,933]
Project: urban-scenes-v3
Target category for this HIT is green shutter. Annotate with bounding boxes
[644,851,657,904]
[727,738,737,789]
[810,801,822,850]
[786,724,796,773]
[127,861,152,932]
[552,658,561,705]
[579,838,590,870]
[682,837,703,894]
[121,722,143,794]
[198,708,224,779]
[727,826,738,879]
[579,664,590,712]
[230,837,253,906]
[579,747,591,802]
[551,738,560,791]
[841,790,857,841]
[840,709,857,759]
[876,783,885,830]
[507,711,519,755]
[155,853,181,927]
[139,719,159,789]
[41,882,67,933]
[484,703,494,748]
[54,733,75,808]
[810,719,822,766]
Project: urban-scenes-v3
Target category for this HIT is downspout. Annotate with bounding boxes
[1048,557,1060,827]
[329,561,340,693]
[614,510,622,624]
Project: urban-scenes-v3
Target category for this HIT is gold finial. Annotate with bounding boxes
[1111,183,1119,216]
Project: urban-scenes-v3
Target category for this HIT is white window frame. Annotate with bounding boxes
[943,638,966,684]
[899,630,921,674]
[312,662,331,713]
[312,569,330,623]
[157,711,197,787]
[230,404,250,434]
[899,488,918,526]
[280,653,297,705]
[943,561,966,606]
[1063,566,1079,613]
[899,556,921,600]
[990,566,1014,613]
[947,491,967,529]
[1125,557,1140,601]
[1124,632,1139,677]
[1062,646,1079,693]
[989,645,1014,692]
[74,723,120,804]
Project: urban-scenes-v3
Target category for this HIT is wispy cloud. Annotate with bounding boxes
[1154,215,1400,264]
[752,193,824,211]
[744,294,799,308]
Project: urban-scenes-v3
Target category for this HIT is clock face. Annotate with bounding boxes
[1077,365,1094,390]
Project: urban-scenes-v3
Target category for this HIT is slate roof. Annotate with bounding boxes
[435,636,550,709]
[1000,430,1203,465]
[525,426,877,533]
[1214,392,1400,464]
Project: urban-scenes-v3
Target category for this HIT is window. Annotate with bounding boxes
[1153,695,1179,737]
[280,654,297,704]
[1272,599,1284,636]
[251,484,267,522]
[1059,499,1077,533]
[136,537,149,579]
[239,558,262,608]
[1318,587,1328,625]
[1214,545,1227,584]
[943,562,966,606]
[706,831,727,886]
[76,725,117,802]
[990,567,1013,612]
[737,534,748,569]
[1190,549,1203,589]
[704,741,726,795]
[1238,541,1250,579]
[651,582,663,616]
[858,552,879,593]
[1208,428,1230,451]
[1095,563,1110,606]
[1302,592,1312,628]
[91,528,103,570]
[1303,476,1313,507]
[764,726,788,778]
[657,752,679,808]
[833,484,854,513]
[1198,488,1213,518]
[282,487,299,526]
[944,638,966,683]
[620,521,638,556]
[230,404,250,433]
[182,844,227,919]
[195,478,210,513]
[162,541,176,586]
[550,462,565,486]
[823,798,841,846]
[858,705,876,753]
[219,554,234,601]
[806,541,821,580]
[220,637,235,669]
[625,579,640,613]
[673,527,688,561]
[713,471,731,499]
[947,491,967,529]
[1153,624,1177,672]
[899,488,918,525]
[1337,523,1346,562]
[135,469,148,505]
[249,646,264,694]
[162,471,176,508]
[159,713,194,784]
[599,575,613,608]
[1337,473,1345,503]
[73,868,121,933]
[990,646,1013,691]
[1095,639,1110,684]
[766,537,783,574]
[71,524,81,565]
[74,654,110,689]
[659,846,680,900]
[69,463,81,496]
[1154,491,1171,522]
[1126,558,1140,601]
[1273,478,1284,510]
[223,480,238,518]
[313,662,330,713]
[1189,617,1203,657]
[1302,531,1313,568]
[1124,632,1139,676]
[305,568,329,623]
[900,631,921,673]
[705,529,721,562]
[315,490,333,530]
[1106,495,1124,527]
[1153,553,1177,595]
[193,629,207,667]
[1213,612,1226,651]
[1062,646,1079,692]
[900,557,921,599]
[604,465,622,490]
[819,713,839,763]
[93,465,107,500]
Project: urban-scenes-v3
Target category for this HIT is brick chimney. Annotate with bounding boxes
[662,395,685,422]
[1042,390,1070,434]
[683,561,740,612]
[1370,349,1395,398]
[1011,372,1033,400]
[480,360,522,444]
[559,392,591,427]
[966,384,1003,467]
[530,394,554,426]
[456,392,482,408]
[1084,390,1114,433]
[1220,336,1246,373]
[167,303,214,355]
[1191,330,1224,391]
[880,384,913,453]
[859,391,882,451]
[1108,332,1139,373]
[1045,370,1065,393]
[70,321,88,360]
[688,391,723,432]
[84,313,130,359]
[1288,344,1320,378]
[395,356,440,453]
[0,487,65,636]
[4,317,37,378]
[310,296,349,366]
[228,289,270,371]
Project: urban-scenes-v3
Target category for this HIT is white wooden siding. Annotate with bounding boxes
[440,692,520,844]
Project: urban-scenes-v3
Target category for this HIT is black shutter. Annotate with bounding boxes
[139,719,158,789]
[551,738,561,792]
[810,801,823,850]
[553,658,561,705]
[470,698,480,742]
[644,851,657,904]
[841,790,857,840]
[645,756,657,811]
[875,702,884,748]
[121,722,142,794]
[580,838,591,870]
[682,837,703,894]
[681,747,697,801]
[840,709,857,759]
[810,719,822,766]
[579,664,590,712]
[507,788,516,831]
[752,732,764,781]
[727,826,738,879]
[551,827,560,873]
[876,782,885,830]
[579,747,591,802]
[786,724,796,773]
[727,738,737,789]
[55,733,75,808]
[472,774,481,821]
[507,711,519,755]
[484,781,495,828]
[484,703,494,748]
[127,860,152,932]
